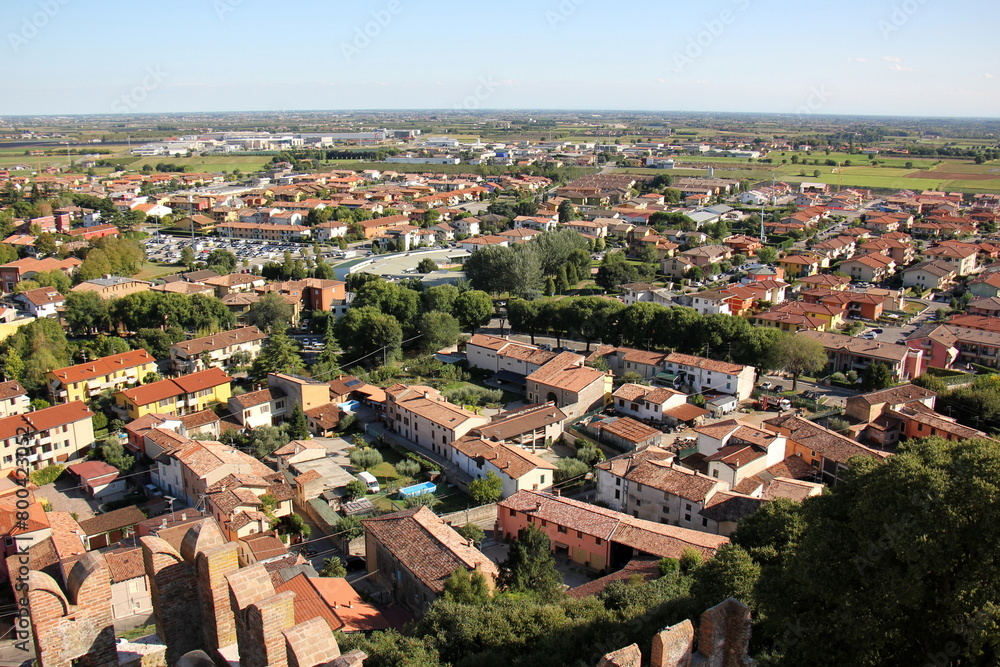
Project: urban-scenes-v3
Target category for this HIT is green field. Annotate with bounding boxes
[126,155,273,173]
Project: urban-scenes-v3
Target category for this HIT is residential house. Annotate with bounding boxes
[777,254,823,279]
[274,573,390,633]
[838,253,896,284]
[798,329,921,380]
[0,381,28,418]
[0,401,95,474]
[70,276,152,299]
[113,367,232,420]
[202,273,267,298]
[170,326,267,374]
[13,287,63,318]
[385,384,489,457]
[104,547,153,621]
[969,272,1000,298]
[612,383,688,423]
[902,260,958,292]
[796,273,851,291]
[906,322,1000,371]
[174,214,216,233]
[47,349,157,404]
[0,257,81,293]
[845,384,938,449]
[268,372,333,412]
[77,506,146,550]
[498,490,728,572]
[525,353,611,420]
[595,447,730,533]
[661,353,756,401]
[925,243,979,275]
[691,419,788,487]
[763,413,888,485]
[362,506,498,615]
[228,388,287,428]
[583,415,664,451]
[473,402,567,452]
[968,297,1000,317]
[66,460,127,502]
[449,435,557,497]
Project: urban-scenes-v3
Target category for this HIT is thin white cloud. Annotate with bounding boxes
[889,63,914,72]
[985,73,995,79]
[847,57,867,63]
[882,56,902,62]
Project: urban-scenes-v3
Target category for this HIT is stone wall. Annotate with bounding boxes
[598,598,755,667]
[24,517,358,667]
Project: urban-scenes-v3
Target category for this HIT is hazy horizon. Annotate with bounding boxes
[2,0,998,117]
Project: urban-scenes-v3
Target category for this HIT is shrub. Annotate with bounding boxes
[457,523,486,545]
[337,413,357,433]
[575,444,605,466]
[830,372,848,383]
[405,451,441,472]
[345,479,368,499]
[555,458,589,484]
[403,492,440,509]
[349,448,383,470]
[679,547,703,574]
[29,464,64,486]
[336,515,364,540]
[394,459,421,478]
[658,557,680,578]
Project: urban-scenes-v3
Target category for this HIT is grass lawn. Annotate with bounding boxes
[118,623,157,641]
[370,482,474,514]
[134,261,182,280]
[904,301,927,314]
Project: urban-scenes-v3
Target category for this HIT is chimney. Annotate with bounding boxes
[181,512,187,520]
[160,518,167,529]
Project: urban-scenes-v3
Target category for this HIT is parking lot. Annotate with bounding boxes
[143,234,350,269]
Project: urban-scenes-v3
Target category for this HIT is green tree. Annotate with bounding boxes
[417,311,462,352]
[776,332,827,390]
[247,291,295,333]
[421,284,460,314]
[467,471,503,505]
[320,557,347,578]
[63,291,110,335]
[861,361,892,392]
[452,290,493,334]
[442,568,491,605]
[498,524,563,600]
[417,258,439,274]
[287,403,310,440]
[595,251,639,292]
[349,447,383,470]
[557,200,578,223]
[688,543,761,612]
[336,515,365,540]
[756,246,779,264]
[34,232,57,257]
[206,249,237,274]
[753,436,1000,665]
[100,437,135,471]
[249,330,304,380]
[336,307,403,365]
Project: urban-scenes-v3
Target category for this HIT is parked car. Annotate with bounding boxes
[871,328,884,334]
[759,382,774,390]
[773,385,784,393]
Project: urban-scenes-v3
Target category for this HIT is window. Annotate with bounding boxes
[557,525,567,534]
[636,483,643,492]
[685,503,692,511]
[615,478,621,486]
[712,469,719,478]
[702,517,709,527]
[576,531,583,539]
[540,475,545,484]
[634,499,641,507]
[614,490,620,499]
[684,513,691,522]
[595,537,602,545]
[509,508,516,517]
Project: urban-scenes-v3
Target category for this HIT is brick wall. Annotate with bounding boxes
[141,536,204,665]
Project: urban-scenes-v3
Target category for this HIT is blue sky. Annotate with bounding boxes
[1,0,998,117]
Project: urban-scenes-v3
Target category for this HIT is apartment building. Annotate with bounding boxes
[48,350,157,404]
[0,401,95,474]
[113,367,232,420]
[170,326,267,374]
[661,353,756,401]
[385,384,488,457]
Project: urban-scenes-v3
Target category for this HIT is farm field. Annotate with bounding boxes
[125,155,273,173]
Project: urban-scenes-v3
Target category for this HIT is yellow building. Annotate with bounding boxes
[47,349,158,404]
[114,367,232,421]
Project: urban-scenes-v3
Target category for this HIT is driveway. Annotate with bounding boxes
[37,473,99,518]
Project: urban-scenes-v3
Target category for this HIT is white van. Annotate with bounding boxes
[357,471,380,493]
